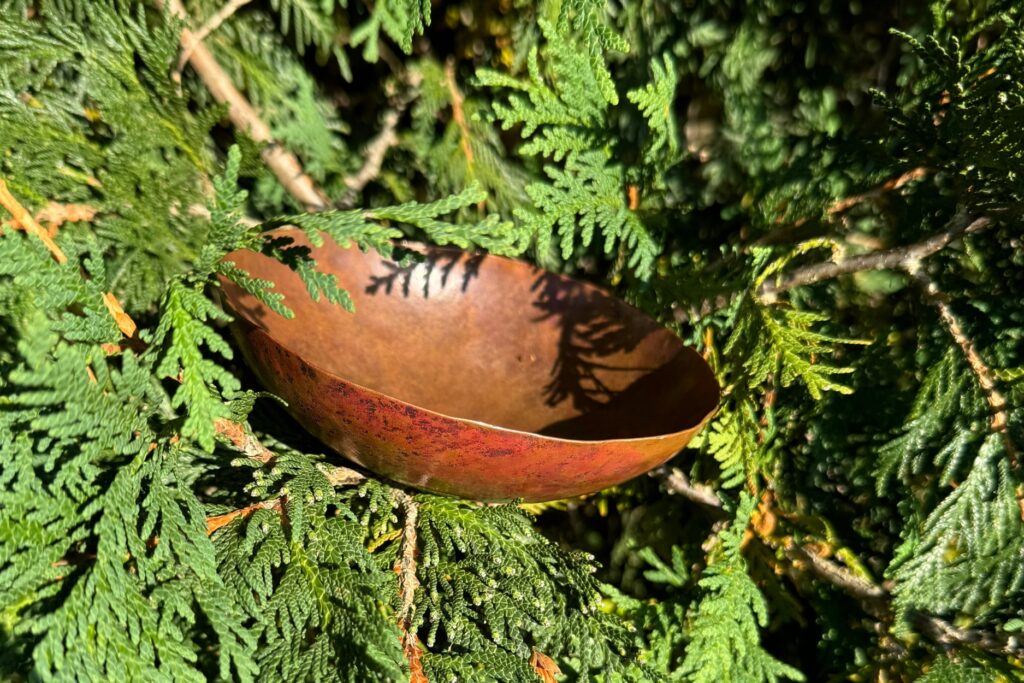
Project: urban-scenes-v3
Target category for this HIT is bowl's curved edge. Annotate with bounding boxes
[226,310,720,502]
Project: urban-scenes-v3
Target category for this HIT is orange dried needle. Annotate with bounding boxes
[0,178,67,264]
[102,292,137,338]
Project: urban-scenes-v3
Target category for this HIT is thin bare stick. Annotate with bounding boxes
[653,466,724,512]
[782,539,886,602]
[907,268,1017,466]
[0,178,67,263]
[340,109,400,206]
[173,0,252,83]
[101,292,138,338]
[753,166,929,247]
[826,167,928,216]
[913,612,1024,659]
[1,179,139,337]
[159,0,329,211]
[758,212,991,301]
[319,462,366,486]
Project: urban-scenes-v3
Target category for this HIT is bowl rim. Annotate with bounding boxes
[224,233,721,446]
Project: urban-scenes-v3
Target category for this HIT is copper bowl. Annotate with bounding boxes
[219,229,719,502]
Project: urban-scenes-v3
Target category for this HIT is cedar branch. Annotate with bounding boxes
[392,489,424,681]
[394,489,420,631]
[159,0,329,211]
[656,470,1017,658]
[758,211,990,301]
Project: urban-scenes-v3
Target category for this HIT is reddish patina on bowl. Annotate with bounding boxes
[219,228,719,502]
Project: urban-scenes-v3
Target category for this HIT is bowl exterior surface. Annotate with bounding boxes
[231,319,711,502]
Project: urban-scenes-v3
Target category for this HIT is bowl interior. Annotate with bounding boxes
[221,230,718,441]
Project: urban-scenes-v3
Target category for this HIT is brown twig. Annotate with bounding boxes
[3,201,98,237]
[159,0,329,211]
[758,212,991,302]
[753,167,929,248]
[913,612,1024,659]
[826,167,928,217]
[213,417,367,485]
[206,498,282,535]
[653,466,725,512]
[206,420,365,535]
[101,292,138,338]
[444,59,474,170]
[906,268,1017,466]
[0,178,67,263]
[173,0,252,83]
[782,538,886,603]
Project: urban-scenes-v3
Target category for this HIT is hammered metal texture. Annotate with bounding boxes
[220,229,719,501]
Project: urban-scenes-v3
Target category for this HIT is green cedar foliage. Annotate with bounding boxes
[1,0,1024,681]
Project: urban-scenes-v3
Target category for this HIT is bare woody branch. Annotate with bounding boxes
[158,0,329,211]
[826,167,929,217]
[213,417,368,486]
[907,269,1017,466]
[213,417,275,463]
[206,419,366,535]
[782,539,886,603]
[913,612,1024,660]
[655,469,1018,658]
[339,109,401,208]
[652,466,724,512]
[173,0,252,83]
[393,489,420,632]
[391,489,426,681]
[753,167,929,248]
[758,211,991,301]
[338,68,423,209]
[206,498,281,535]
